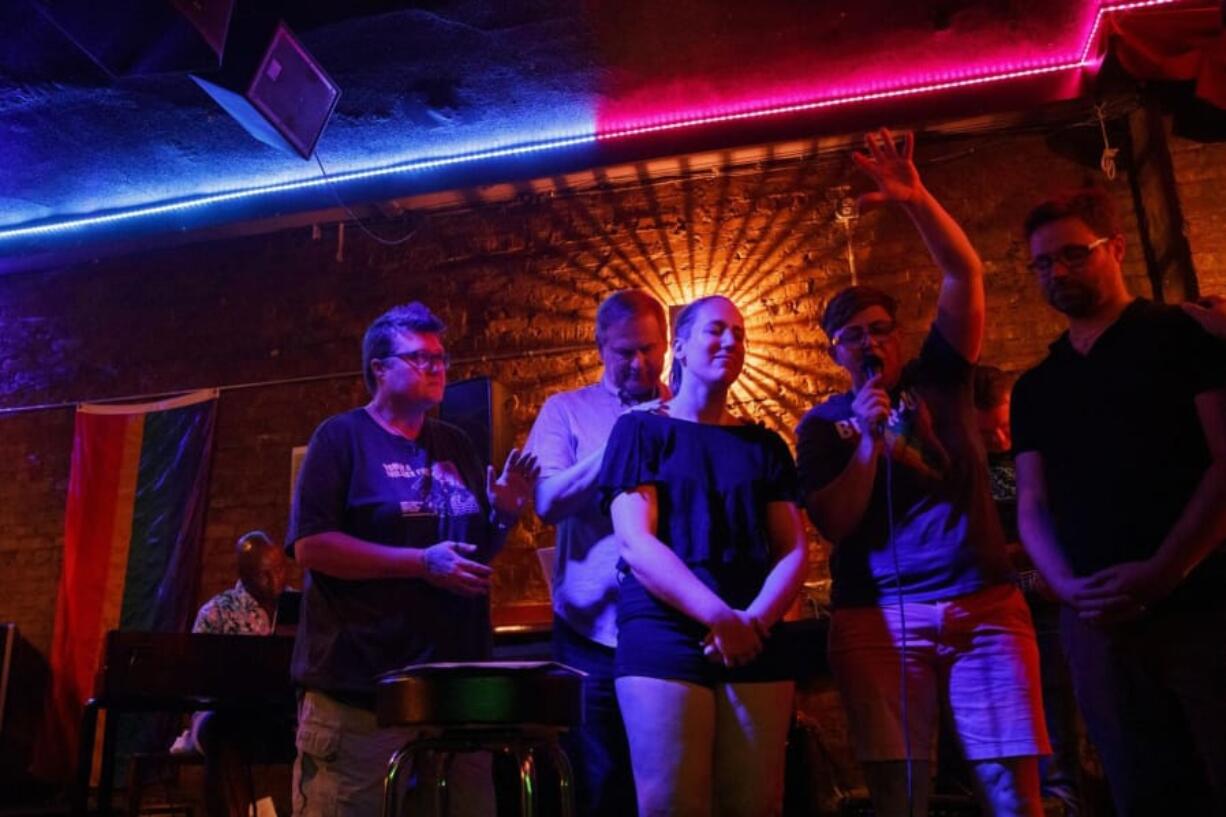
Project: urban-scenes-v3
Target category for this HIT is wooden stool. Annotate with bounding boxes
[376,662,583,817]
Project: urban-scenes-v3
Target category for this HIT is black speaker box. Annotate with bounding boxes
[191,20,339,159]
[439,377,514,470]
[0,623,49,787]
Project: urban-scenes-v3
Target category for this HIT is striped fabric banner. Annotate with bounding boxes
[33,389,217,781]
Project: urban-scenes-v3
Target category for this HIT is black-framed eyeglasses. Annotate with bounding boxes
[832,320,896,347]
[1027,237,1110,274]
[384,350,450,371]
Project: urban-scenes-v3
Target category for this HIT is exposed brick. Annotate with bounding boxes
[1168,135,1226,296]
[0,121,1220,680]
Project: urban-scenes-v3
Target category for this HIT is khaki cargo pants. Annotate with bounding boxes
[293,690,495,817]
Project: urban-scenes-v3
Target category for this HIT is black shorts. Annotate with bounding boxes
[614,575,795,687]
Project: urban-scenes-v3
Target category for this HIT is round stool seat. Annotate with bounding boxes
[376,663,583,816]
[376,661,583,730]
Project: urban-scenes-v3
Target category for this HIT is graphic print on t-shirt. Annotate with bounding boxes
[832,389,949,481]
[383,459,483,518]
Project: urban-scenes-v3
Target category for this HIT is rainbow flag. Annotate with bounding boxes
[32,389,217,781]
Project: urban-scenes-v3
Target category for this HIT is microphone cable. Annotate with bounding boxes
[863,353,914,816]
[884,448,915,817]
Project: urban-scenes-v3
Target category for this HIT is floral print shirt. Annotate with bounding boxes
[191,581,272,635]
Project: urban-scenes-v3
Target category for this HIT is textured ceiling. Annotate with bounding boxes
[0,2,597,231]
[0,0,1194,256]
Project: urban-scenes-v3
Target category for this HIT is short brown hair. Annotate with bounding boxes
[1023,187,1121,241]
[820,286,898,340]
[595,289,667,349]
[361,302,446,394]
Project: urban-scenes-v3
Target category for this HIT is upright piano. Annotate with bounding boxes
[74,631,295,817]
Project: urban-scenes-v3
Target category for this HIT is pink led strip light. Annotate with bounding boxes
[598,0,1189,143]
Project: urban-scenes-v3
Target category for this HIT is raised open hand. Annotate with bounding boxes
[486,448,540,524]
[852,128,921,212]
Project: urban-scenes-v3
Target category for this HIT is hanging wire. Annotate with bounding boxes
[836,197,859,285]
[313,151,423,246]
[0,343,595,417]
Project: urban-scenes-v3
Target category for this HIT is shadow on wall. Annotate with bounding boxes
[446,139,857,446]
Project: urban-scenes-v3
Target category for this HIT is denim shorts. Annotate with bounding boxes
[829,583,1050,762]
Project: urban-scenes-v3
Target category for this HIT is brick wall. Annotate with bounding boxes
[1168,132,1226,297]
[1,121,1216,676]
[0,410,73,657]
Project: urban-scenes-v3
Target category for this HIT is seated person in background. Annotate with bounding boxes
[172,531,293,817]
[192,530,289,635]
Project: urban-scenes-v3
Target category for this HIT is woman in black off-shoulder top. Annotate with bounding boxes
[597,294,808,817]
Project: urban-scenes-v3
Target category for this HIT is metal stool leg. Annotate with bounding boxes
[386,737,471,817]
[515,744,538,817]
[434,750,453,817]
[541,740,576,817]
[383,729,575,817]
[383,744,415,817]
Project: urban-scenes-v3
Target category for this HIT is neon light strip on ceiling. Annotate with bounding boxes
[0,0,1183,243]
[0,134,600,240]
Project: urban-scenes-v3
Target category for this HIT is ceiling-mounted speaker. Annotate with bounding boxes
[191,21,340,160]
[31,0,233,77]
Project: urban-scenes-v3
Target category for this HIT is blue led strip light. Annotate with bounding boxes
[0,133,599,241]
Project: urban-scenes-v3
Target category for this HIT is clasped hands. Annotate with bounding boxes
[701,608,771,668]
[1056,557,1181,625]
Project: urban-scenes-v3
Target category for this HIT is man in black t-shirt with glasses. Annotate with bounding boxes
[1012,188,1226,817]
[287,302,539,817]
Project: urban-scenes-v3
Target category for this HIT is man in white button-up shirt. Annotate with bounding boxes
[525,289,669,817]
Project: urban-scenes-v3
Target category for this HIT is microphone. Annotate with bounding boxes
[861,354,886,437]
[861,354,883,380]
